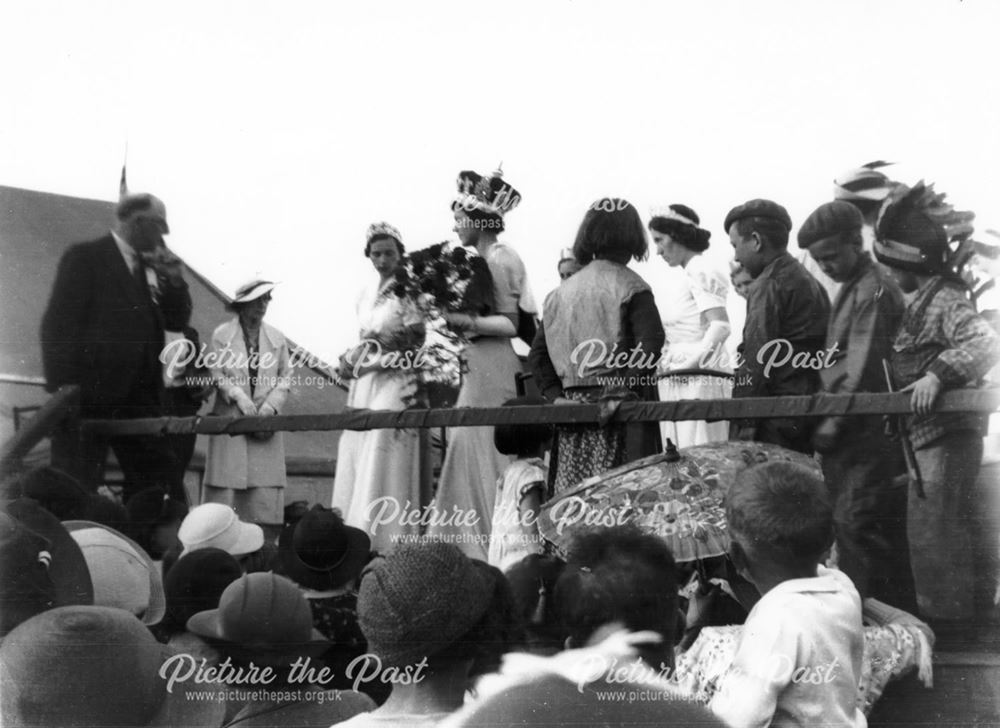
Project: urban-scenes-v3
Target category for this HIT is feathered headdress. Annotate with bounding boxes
[875,181,996,299]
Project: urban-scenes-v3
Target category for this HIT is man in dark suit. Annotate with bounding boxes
[41,192,192,503]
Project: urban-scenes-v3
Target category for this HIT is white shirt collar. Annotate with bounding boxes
[111,230,138,271]
[112,230,158,290]
[764,566,848,597]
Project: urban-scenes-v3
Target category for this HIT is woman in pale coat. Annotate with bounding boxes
[203,280,292,535]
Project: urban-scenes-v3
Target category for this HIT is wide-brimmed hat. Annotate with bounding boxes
[177,503,264,557]
[231,279,277,305]
[187,572,328,662]
[3,498,93,608]
[358,540,499,668]
[0,606,225,727]
[64,520,166,626]
[276,505,371,591]
[0,512,57,636]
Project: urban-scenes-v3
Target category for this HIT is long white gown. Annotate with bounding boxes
[332,278,423,553]
[658,255,732,448]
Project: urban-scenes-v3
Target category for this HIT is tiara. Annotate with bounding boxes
[649,206,697,227]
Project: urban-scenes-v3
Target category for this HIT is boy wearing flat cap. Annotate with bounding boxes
[799,201,911,607]
[874,183,1000,636]
[725,199,831,453]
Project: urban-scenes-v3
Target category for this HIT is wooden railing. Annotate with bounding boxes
[80,389,999,437]
[0,385,79,477]
[3,386,997,478]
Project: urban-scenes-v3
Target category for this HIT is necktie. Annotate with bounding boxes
[134,259,152,302]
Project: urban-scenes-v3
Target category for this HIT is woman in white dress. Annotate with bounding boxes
[649,204,732,448]
[332,223,425,553]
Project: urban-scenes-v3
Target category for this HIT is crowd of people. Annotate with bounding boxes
[1,159,997,726]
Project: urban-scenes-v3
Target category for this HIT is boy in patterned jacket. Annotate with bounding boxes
[873,183,1000,637]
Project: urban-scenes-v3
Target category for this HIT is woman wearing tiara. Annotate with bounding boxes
[332,223,425,553]
[649,204,732,448]
[428,167,536,560]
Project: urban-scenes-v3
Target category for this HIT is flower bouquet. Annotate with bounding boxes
[387,242,489,405]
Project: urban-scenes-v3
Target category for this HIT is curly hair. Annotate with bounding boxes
[554,525,678,657]
[648,204,711,253]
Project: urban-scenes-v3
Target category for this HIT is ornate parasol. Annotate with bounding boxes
[538,440,821,563]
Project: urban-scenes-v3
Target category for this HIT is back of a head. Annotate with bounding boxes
[77,494,129,533]
[555,526,678,658]
[726,461,833,570]
[493,396,552,457]
[0,605,224,728]
[447,673,723,727]
[162,547,242,635]
[125,487,187,559]
[573,198,648,265]
[357,540,520,672]
[504,554,566,652]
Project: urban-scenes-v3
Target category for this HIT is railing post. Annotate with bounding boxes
[0,385,81,481]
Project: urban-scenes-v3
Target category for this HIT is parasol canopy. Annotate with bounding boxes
[538,441,821,563]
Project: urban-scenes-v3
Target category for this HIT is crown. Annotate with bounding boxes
[454,164,521,216]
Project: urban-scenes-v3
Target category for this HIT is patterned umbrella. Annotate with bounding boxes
[538,441,821,563]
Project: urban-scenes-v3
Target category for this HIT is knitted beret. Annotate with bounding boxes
[797,201,864,249]
[723,199,792,233]
[358,540,497,668]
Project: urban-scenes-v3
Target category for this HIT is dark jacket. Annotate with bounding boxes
[40,234,192,411]
[735,253,830,399]
[820,253,905,438]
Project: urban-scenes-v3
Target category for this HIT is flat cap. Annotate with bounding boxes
[797,201,863,249]
[724,199,792,233]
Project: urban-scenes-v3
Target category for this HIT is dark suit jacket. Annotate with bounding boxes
[41,234,192,412]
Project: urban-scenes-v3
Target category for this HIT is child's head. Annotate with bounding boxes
[572,198,649,266]
[730,263,753,299]
[494,396,553,458]
[726,461,833,585]
[554,525,678,667]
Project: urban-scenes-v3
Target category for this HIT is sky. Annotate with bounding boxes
[1,0,998,362]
